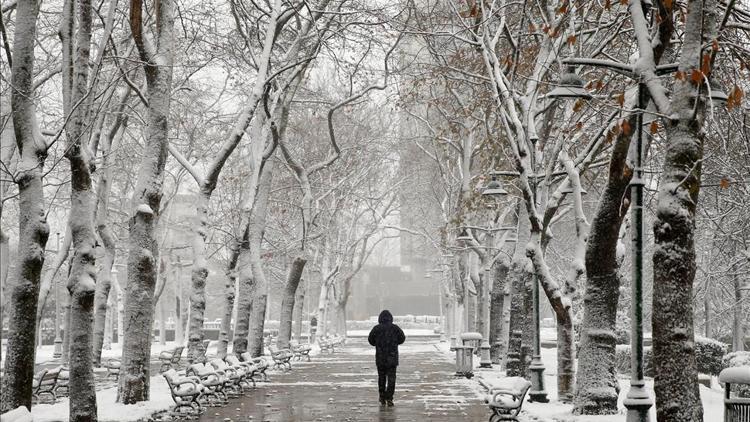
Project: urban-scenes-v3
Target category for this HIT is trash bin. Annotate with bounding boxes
[453,345,475,378]
[461,332,483,352]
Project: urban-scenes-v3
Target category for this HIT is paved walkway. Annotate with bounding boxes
[199,338,489,421]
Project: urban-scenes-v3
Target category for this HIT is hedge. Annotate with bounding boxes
[615,336,727,377]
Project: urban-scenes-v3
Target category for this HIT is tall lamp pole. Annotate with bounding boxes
[623,82,653,421]
[52,232,63,358]
[527,135,549,402]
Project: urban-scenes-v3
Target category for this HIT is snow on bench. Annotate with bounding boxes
[478,376,531,422]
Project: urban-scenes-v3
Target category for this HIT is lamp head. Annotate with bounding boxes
[482,177,508,197]
[547,66,592,100]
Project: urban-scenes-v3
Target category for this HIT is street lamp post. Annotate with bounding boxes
[478,177,509,369]
[622,81,652,422]
[526,135,549,403]
[53,232,63,358]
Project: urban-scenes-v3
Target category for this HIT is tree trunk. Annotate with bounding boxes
[467,291,476,332]
[490,261,509,364]
[92,221,116,366]
[62,291,72,364]
[174,263,184,345]
[505,260,533,378]
[316,282,330,339]
[62,0,100,404]
[187,191,210,362]
[734,273,745,352]
[36,227,72,335]
[246,160,274,357]
[278,256,306,349]
[104,295,113,350]
[118,0,175,403]
[651,0,711,419]
[0,0,48,412]
[232,250,254,355]
[217,268,237,358]
[292,281,305,342]
[573,115,635,414]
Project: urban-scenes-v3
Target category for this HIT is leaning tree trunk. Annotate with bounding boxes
[36,227,72,334]
[277,256,307,350]
[573,115,635,414]
[247,160,274,357]
[0,0,48,412]
[118,0,175,403]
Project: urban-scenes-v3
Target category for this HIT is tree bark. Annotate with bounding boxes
[490,260,510,364]
[292,281,305,342]
[247,160,274,357]
[1,0,48,411]
[63,0,99,415]
[505,260,533,378]
[92,133,117,365]
[277,256,307,349]
[117,0,175,404]
[573,117,635,414]
[36,227,72,334]
[217,259,238,358]
[232,245,254,355]
[187,191,210,362]
[652,0,712,419]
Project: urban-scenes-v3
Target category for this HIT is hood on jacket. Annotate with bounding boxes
[378,309,393,324]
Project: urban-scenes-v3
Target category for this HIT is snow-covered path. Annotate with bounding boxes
[200,338,490,421]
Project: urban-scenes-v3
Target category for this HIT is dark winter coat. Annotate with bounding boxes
[368,310,406,368]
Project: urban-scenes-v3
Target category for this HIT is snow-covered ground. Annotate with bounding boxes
[438,343,725,422]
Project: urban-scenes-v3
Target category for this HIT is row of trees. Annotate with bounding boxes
[1,0,405,419]
[1,0,748,421]
[394,0,749,421]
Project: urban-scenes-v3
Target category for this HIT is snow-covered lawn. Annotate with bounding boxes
[31,376,172,422]
[439,344,725,422]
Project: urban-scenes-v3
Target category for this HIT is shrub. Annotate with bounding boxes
[615,345,653,377]
[616,337,727,378]
[695,336,728,376]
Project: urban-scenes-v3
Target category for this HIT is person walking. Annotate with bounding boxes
[368,310,406,406]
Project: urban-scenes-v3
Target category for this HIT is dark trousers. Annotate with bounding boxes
[377,366,397,400]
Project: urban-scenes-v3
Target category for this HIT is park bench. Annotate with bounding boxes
[189,340,213,364]
[55,367,69,397]
[267,344,293,371]
[104,358,121,379]
[290,342,312,361]
[159,346,185,372]
[318,337,337,354]
[479,376,531,422]
[32,366,61,403]
[209,358,244,397]
[186,362,228,406]
[0,406,33,422]
[163,369,205,419]
[719,366,750,422]
[225,355,259,388]
[240,352,270,382]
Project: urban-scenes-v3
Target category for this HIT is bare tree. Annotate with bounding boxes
[117,0,176,404]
